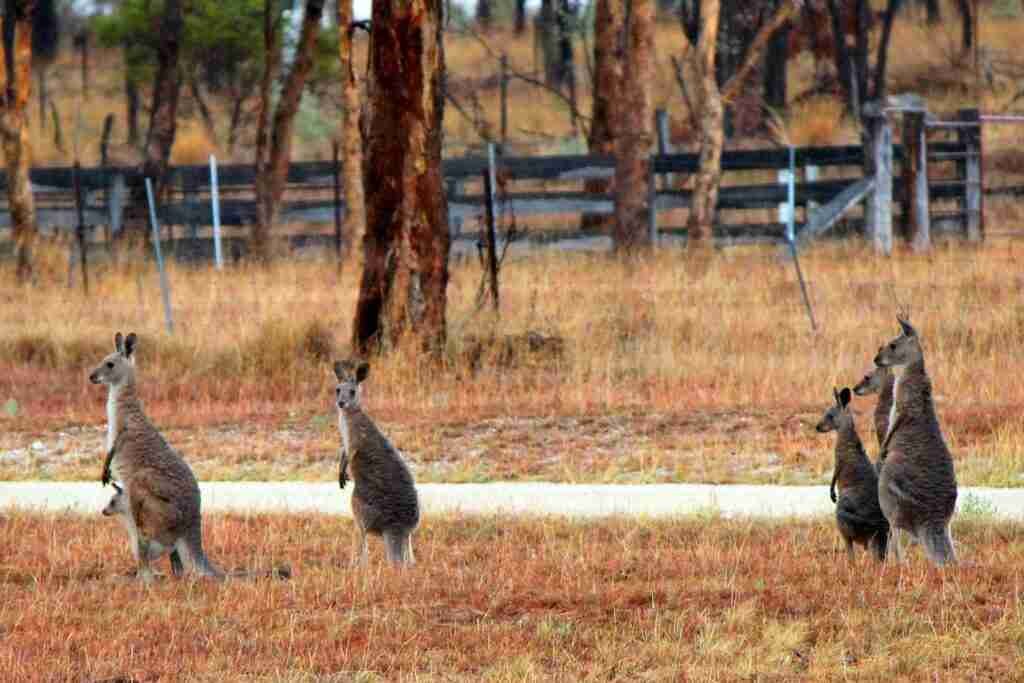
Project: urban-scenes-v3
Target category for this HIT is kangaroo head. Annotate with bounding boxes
[333,359,370,411]
[852,362,890,396]
[102,482,127,517]
[873,317,922,368]
[89,332,138,388]
[816,387,853,433]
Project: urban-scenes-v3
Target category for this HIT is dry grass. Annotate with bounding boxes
[2,240,1024,485]
[1,511,1023,680]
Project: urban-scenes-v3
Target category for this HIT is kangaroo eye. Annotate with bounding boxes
[106,361,114,369]
[348,389,356,398]
[335,387,341,396]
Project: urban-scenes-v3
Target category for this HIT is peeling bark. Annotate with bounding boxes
[0,1,37,283]
[352,0,449,355]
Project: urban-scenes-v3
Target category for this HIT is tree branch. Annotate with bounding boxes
[721,0,801,106]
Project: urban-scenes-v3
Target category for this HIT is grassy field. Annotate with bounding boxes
[1,512,1022,680]
[1,240,1023,486]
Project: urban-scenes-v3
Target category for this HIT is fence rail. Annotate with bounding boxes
[0,107,996,259]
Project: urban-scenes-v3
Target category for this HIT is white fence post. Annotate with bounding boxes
[210,155,224,269]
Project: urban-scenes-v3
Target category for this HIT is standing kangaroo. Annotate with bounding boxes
[103,482,290,580]
[816,388,890,561]
[91,332,223,581]
[335,359,419,566]
[852,362,894,473]
[874,317,958,566]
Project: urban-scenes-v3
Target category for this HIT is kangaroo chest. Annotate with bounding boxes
[338,413,352,459]
[887,372,902,442]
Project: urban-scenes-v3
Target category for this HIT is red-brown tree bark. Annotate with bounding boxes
[612,0,655,253]
[1,0,37,283]
[352,0,450,355]
[581,0,622,233]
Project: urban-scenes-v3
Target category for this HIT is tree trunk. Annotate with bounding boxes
[125,73,140,145]
[689,0,798,252]
[612,0,654,253]
[142,0,183,201]
[1,1,37,283]
[826,0,858,116]
[581,0,621,232]
[188,75,218,146]
[852,0,870,110]
[515,0,527,34]
[337,0,364,261]
[252,0,326,262]
[476,0,492,29]
[353,0,449,355]
[956,0,973,54]
[872,0,904,100]
[921,0,941,24]
[687,0,722,251]
[763,0,789,112]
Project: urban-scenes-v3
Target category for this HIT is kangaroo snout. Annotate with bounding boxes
[815,421,830,433]
[89,371,101,384]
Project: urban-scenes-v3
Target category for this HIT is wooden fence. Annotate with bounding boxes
[0,106,997,262]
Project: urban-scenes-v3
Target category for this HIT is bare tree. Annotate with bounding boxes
[1,0,36,282]
[252,0,326,262]
[515,0,527,34]
[337,0,364,260]
[581,0,622,232]
[613,0,654,252]
[687,0,800,251]
[476,0,492,29]
[142,0,184,202]
[352,0,450,355]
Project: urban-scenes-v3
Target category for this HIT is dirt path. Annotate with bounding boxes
[2,481,1021,520]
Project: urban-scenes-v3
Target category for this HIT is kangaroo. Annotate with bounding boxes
[852,362,894,473]
[102,482,290,580]
[334,359,419,567]
[874,317,958,566]
[816,387,890,561]
[90,332,223,582]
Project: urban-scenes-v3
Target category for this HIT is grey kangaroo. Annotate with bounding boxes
[874,317,958,566]
[103,482,290,580]
[91,332,223,581]
[816,387,890,561]
[852,362,894,473]
[335,359,420,566]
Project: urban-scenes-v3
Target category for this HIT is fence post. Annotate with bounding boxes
[145,178,175,335]
[209,155,223,269]
[958,108,983,242]
[482,143,500,311]
[902,109,931,251]
[864,107,893,255]
[72,161,89,296]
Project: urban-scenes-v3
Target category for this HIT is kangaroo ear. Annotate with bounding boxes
[114,332,124,354]
[355,361,370,383]
[839,387,852,407]
[833,387,840,404]
[124,333,138,359]
[333,361,347,381]
[112,482,122,493]
[897,317,917,338]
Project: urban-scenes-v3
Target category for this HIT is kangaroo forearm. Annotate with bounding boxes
[101,447,116,485]
[829,471,839,503]
[339,451,349,489]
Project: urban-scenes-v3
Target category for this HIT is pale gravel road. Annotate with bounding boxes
[2,482,1023,520]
